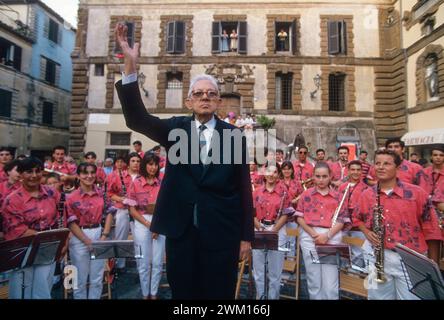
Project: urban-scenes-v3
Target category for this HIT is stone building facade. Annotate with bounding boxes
[0,0,75,158]
[70,0,444,161]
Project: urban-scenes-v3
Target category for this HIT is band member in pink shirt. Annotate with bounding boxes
[354,150,441,300]
[385,138,429,191]
[339,160,368,268]
[423,146,444,221]
[295,162,350,299]
[252,165,294,299]
[46,146,77,184]
[292,146,314,190]
[128,153,163,299]
[84,151,106,187]
[133,140,145,159]
[107,152,141,269]
[0,159,21,240]
[65,162,112,299]
[0,147,13,183]
[330,146,350,188]
[2,157,60,299]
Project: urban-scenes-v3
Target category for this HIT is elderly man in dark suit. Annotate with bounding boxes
[114,23,254,299]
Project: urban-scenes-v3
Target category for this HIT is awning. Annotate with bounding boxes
[401,128,444,146]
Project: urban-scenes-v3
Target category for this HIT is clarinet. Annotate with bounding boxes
[331,183,351,227]
[373,183,386,283]
[277,191,287,217]
[57,190,66,228]
[119,169,127,196]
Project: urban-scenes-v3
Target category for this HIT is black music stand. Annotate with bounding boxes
[395,243,444,300]
[0,229,69,298]
[253,231,278,300]
[90,240,142,299]
[0,236,34,299]
[311,244,351,298]
[25,229,70,267]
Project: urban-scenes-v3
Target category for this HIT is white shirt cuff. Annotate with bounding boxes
[122,72,137,85]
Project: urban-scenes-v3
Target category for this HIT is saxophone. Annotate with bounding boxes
[372,183,386,283]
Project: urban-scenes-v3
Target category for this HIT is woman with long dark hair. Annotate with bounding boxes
[127,153,164,299]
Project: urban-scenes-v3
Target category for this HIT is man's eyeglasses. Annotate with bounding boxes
[190,90,219,99]
[299,151,307,154]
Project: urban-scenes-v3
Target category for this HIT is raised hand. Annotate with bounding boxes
[115,23,140,75]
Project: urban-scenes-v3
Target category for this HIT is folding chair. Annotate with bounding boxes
[280,227,301,300]
[339,235,368,299]
[235,251,254,299]
[235,258,246,299]
[0,279,8,299]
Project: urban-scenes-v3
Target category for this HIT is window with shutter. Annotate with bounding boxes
[13,45,21,71]
[0,37,22,71]
[167,22,175,53]
[167,21,185,54]
[238,21,247,54]
[339,21,347,54]
[43,16,49,39]
[0,89,12,118]
[48,19,59,43]
[42,57,59,85]
[328,73,345,111]
[328,21,340,54]
[212,22,221,53]
[175,21,185,54]
[275,22,291,53]
[275,72,292,110]
[57,25,63,46]
[328,20,347,55]
[55,64,61,86]
[42,101,54,125]
[291,19,297,54]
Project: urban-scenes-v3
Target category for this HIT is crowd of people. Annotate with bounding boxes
[0,142,167,299]
[0,135,443,300]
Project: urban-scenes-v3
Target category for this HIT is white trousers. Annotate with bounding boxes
[133,214,165,297]
[9,263,56,299]
[69,227,105,299]
[300,227,342,300]
[366,248,419,300]
[252,225,286,300]
[114,208,130,268]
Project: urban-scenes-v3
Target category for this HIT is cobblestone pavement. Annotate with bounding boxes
[52,258,365,300]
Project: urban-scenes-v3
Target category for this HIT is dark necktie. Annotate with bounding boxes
[199,124,207,164]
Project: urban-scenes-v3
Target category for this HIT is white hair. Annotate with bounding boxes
[187,74,219,98]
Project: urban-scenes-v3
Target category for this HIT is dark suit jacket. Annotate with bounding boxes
[116,80,254,250]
